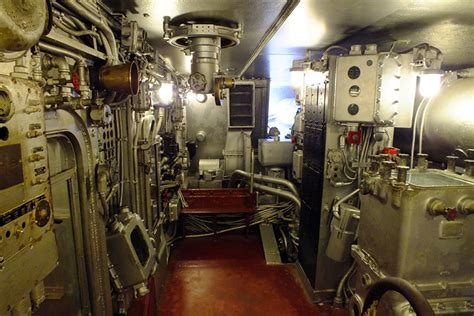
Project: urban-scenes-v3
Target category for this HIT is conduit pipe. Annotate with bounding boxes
[38,41,84,61]
[231,169,299,197]
[61,0,118,63]
[252,182,301,215]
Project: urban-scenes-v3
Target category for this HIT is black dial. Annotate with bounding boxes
[348,66,361,79]
[348,103,359,115]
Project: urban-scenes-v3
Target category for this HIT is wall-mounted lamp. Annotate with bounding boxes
[158,81,174,105]
[418,69,444,97]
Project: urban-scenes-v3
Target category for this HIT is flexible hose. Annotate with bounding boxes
[362,277,434,316]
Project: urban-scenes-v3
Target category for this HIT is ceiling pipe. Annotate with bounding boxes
[238,0,300,77]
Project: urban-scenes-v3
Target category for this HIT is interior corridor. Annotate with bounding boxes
[157,234,349,316]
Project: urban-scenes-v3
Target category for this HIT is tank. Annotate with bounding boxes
[421,78,474,161]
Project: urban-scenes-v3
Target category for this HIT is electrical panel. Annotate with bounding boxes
[0,75,58,314]
[333,53,416,127]
[333,55,379,123]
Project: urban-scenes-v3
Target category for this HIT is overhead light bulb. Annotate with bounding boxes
[159,82,174,105]
[418,70,443,98]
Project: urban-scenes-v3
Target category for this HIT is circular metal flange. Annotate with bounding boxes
[163,16,242,49]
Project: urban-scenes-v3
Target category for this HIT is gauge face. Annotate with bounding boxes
[35,199,51,227]
[348,103,359,115]
[348,66,361,79]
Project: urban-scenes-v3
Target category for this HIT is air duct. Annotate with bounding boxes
[163,15,242,97]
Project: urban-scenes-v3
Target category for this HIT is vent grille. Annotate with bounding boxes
[229,84,254,128]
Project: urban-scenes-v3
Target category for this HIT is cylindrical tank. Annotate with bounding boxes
[421,78,474,161]
[0,0,50,52]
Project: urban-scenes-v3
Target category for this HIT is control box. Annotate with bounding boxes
[333,52,416,127]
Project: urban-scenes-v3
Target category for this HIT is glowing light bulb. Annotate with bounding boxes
[159,82,174,105]
[419,73,443,97]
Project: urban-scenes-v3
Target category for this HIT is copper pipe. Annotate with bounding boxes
[93,62,140,95]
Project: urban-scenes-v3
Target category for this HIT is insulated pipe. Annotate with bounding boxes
[61,0,118,63]
[231,169,299,197]
[252,182,301,214]
[362,277,434,316]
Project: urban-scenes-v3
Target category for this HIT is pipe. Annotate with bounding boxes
[457,67,474,78]
[38,41,84,61]
[231,169,299,197]
[362,277,434,316]
[250,150,255,193]
[53,17,100,39]
[332,188,360,220]
[99,193,109,218]
[252,182,300,214]
[42,54,69,78]
[238,0,300,76]
[333,261,357,308]
[61,0,118,63]
[140,108,164,150]
[99,32,113,65]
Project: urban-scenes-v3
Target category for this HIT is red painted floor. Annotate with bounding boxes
[158,234,348,316]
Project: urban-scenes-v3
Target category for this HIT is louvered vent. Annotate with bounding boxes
[228,83,255,128]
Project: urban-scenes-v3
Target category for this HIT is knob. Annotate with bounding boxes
[196,130,207,142]
[458,198,474,215]
[427,199,447,216]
